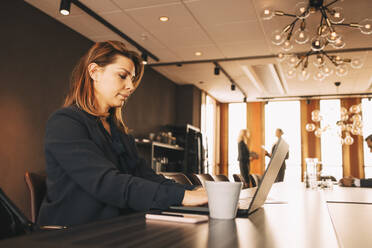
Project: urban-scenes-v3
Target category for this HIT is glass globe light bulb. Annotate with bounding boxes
[349,104,361,114]
[298,69,310,81]
[286,67,296,78]
[351,58,364,69]
[312,114,322,122]
[288,55,298,67]
[329,7,345,24]
[295,2,310,19]
[320,65,333,76]
[327,31,341,43]
[332,36,345,49]
[261,8,275,20]
[353,120,362,128]
[353,114,362,122]
[281,40,293,51]
[311,36,326,51]
[344,135,354,145]
[341,114,349,122]
[336,64,348,77]
[314,71,325,81]
[359,18,372,34]
[271,30,285,45]
[306,123,316,132]
[294,29,310,44]
[311,109,320,116]
[314,129,322,138]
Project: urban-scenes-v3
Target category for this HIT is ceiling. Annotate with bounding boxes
[24,0,372,102]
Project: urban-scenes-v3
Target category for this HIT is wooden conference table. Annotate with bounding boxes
[1,183,371,248]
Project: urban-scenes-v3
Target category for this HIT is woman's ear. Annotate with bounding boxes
[88,63,100,81]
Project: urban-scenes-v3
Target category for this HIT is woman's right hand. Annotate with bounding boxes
[182,188,208,206]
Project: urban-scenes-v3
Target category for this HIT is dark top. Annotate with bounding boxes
[38,106,192,226]
[238,141,250,162]
[271,138,289,169]
[361,179,372,187]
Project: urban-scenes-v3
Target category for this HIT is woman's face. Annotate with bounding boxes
[91,55,136,112]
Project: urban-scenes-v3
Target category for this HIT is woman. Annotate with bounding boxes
[237,129,257,186]
[38,41,207,226]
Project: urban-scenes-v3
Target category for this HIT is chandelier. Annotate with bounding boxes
[261,0,372,81]
[305,104,363,145]
[277,50,364,81]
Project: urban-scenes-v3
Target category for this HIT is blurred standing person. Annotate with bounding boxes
[237,129,258,186]
[265,128,289,182]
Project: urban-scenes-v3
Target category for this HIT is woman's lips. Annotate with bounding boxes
[118,93,129,100]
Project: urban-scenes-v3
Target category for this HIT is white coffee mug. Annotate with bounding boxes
[205,181,243,219]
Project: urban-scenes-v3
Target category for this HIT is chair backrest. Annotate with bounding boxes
[160,172,193,186]
[233,174,249,188]
[233,174,242,182]
[212,174,230,182]
[186,174,202,186]
[250,174,260,187]
[194,174,214,187]
[24,172,46,223]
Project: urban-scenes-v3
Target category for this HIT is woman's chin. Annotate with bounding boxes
[111,100,125,108]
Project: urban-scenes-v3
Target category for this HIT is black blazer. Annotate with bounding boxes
[38,106,191,226]
[238,141,250,163]
[361,179,372,187]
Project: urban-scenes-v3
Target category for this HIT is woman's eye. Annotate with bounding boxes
[119,74,127,80]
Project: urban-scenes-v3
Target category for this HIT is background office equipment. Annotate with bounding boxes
[136,124,205,174]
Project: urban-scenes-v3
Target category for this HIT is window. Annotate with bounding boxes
[228,103,247,180]
[362,98,372,177]
[201,93,217,174]
[319,100,342,180]
[265,101,301,182]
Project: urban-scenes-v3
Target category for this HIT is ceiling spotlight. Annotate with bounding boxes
[141,53,148,65]
[59,0,71,16]
[159,16,169,22]
[214,65,220,75]
[195,51,202,56]
[231,84,236,91]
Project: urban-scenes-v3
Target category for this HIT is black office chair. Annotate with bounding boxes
[194,174,215,187]
[212,174,229,182]
[160,172,193,186]
[233,174,249,188]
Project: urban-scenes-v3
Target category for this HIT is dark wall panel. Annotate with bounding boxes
[176,85,201,128]
[0,0,94,220]
[125,67,177,137]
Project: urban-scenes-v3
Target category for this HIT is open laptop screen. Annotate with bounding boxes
[247,139,289,214]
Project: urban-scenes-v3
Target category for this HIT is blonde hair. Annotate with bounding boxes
[238,129,250,145]
[63,41,144,133]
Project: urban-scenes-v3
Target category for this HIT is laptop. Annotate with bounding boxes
[168,139,289,217]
